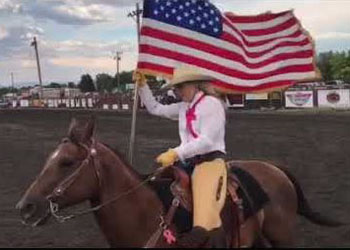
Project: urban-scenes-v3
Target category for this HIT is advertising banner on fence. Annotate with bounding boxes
[246,93,268,100]
[285,91,314,108]
[47,99,54,108]
[20,100,29,107]
[70,99,75,108]
[88,99,93,108]
[317,89,350,109]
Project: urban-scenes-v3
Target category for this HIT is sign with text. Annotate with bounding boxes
[317,89,350,109]
[285,91,314,108]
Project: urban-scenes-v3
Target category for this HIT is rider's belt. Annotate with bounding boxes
[175,151,225,175]
[185,151,225,167]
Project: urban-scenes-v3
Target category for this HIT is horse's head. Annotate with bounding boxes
[46,143,101,218]
[16,116,96,227]
[47,136,102,213]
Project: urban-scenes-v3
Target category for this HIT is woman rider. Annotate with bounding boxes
[134,66,228,247]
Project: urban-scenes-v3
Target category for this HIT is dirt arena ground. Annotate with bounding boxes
[1,108,350,247]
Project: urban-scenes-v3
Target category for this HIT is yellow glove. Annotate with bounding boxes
[156,149,178,168]
[132,70,146,87]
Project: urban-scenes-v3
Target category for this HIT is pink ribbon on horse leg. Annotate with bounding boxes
[163,229,176,244]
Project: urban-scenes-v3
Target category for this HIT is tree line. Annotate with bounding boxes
[37,71,135,93]
[0,71,136,97]
[76,71,161,93]
[77,71,135,93]
[317,50,350,82]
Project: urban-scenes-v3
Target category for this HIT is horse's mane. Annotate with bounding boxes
[102,142,193,232]
[100,142,143,178]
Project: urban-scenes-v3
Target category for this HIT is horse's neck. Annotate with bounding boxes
[93,143,163,247]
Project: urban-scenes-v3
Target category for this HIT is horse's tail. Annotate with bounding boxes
[278,167,345,227]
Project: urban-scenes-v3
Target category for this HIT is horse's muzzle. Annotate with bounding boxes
[16,195,50,227]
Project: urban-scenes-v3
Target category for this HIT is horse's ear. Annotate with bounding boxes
[82,115,96,142]
[68,117,81,144]
[67,116,95,144]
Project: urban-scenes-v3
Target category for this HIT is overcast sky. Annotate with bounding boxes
[0,0,349,87]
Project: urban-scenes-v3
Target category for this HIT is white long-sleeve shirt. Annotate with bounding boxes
[138,84,226,161]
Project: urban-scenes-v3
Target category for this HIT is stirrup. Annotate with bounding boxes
[208,226,228,248]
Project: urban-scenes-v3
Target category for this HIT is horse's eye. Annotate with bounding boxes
[60,160,74,168]
[62,138,70,143]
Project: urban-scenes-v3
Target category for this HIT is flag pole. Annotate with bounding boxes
[128,3,142,165]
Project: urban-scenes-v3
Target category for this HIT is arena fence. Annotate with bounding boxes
[5,87,350,110]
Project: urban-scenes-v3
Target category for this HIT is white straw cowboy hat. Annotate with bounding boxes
[161,65,215,90]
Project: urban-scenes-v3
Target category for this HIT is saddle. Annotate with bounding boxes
[148,164,269,247]
[167,165,244,221]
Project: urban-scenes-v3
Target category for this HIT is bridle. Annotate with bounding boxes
[48,138,163,223]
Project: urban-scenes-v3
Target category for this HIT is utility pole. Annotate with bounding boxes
[10,72,14,99]
[31,36,43,101]
[114,51,122,90]
[127,3,142,165]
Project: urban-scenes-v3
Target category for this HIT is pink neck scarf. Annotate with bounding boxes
[186,93,206,138]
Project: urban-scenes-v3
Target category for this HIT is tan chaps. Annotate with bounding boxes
[191,158,227,230]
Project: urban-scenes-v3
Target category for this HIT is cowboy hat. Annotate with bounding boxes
[161,65,214,90]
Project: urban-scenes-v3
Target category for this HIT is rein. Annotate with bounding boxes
[48,139,165,223]
[49,174,157,223]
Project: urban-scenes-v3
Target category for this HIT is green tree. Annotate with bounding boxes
[317,51,333,81]
[330,51,350,82]
[113,71,133,92]
[338,66,350,82]
[0,87,11,98]
[96,73,114,93]
[317,50,350,83]
[47,82,62,88]
[68,82,76,88]
[78,74,95,92]
[118,71,133,85]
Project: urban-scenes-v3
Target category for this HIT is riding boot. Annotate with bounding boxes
[208,226,228,248]
[176,226,209,248]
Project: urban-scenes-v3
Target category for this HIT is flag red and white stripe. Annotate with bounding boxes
[137,3,317,93]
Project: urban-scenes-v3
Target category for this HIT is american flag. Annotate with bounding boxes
[137,0,317,93]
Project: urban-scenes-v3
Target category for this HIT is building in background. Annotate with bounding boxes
[64,88,81,98]
[29,86,81,99]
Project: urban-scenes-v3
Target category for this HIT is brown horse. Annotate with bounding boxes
[16,117,344,247]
